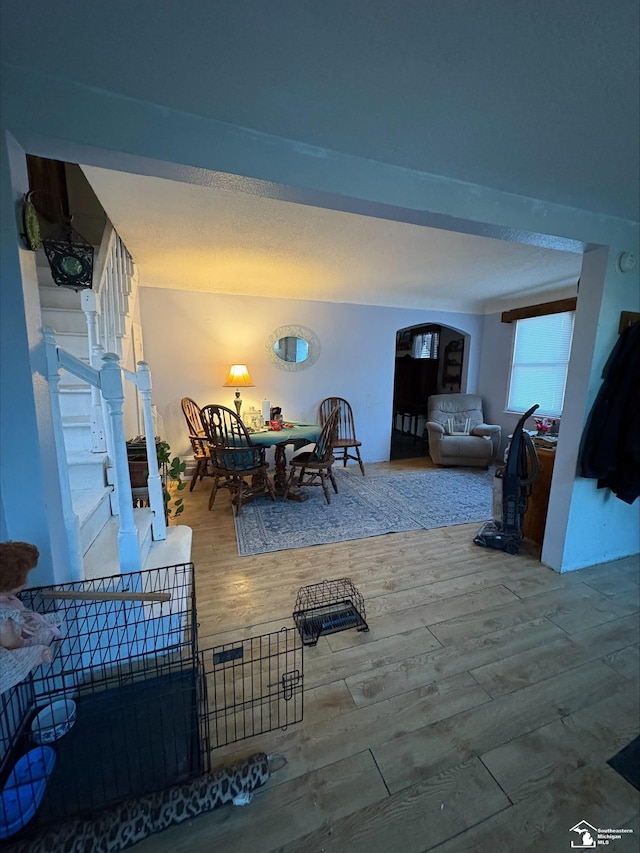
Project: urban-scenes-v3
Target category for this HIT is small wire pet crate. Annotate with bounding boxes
[293,578,369,646]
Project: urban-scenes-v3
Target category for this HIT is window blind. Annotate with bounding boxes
[412,331,440,359]
[507,312,575,416]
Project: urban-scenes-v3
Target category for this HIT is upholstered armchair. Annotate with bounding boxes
[426,394,501,468]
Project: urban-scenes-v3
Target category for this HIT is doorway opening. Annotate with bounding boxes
[390,324,467,460]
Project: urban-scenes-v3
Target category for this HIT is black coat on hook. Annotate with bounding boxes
[579,320,640,504]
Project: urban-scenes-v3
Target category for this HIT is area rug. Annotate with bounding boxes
[607,735,640,791]
[234,467,494,556]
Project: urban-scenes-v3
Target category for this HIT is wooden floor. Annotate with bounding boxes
[135,458,639,853]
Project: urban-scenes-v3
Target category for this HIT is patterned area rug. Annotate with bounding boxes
[234,467,494,556]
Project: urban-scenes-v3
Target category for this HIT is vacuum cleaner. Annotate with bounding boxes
[474,404,540,555]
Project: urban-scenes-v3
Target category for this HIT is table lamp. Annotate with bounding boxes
[223,364,254,416]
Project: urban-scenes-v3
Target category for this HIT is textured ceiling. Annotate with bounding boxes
[82,166,582,313]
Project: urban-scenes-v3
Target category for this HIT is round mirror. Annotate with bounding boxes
[273,335,309,364]
[266,325,320,371]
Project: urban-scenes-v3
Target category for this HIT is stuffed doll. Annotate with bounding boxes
[0,542,62,694]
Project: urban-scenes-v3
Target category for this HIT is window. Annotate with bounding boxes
[507,311,574,416]
[412,330,440,359]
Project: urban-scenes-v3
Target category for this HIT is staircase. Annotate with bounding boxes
[38,225,191,579]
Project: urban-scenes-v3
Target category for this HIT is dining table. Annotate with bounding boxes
[249,422,321,499]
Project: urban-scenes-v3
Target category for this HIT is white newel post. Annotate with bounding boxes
[100,353,141,572]
[136,361,167,541]
[43,327,84,581]
[81,290,107,453]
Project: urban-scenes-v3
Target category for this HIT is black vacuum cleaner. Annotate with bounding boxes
[474,404,540,555]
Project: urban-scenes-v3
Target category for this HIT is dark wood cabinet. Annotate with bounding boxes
[442,339,464,391]
[523,447,556,545]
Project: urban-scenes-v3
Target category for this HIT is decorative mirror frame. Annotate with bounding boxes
[265,324,320,372]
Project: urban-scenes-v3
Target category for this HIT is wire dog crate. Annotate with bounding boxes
[1,563,304,844]
[1,564,199,840]
[293,578,369,646]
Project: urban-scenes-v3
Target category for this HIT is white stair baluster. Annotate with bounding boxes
[81,289,106,453]
[100,352,141,572]
[136,361,167,541]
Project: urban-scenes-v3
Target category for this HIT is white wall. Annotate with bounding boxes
[139,288,484,464]
[544,248,640,571]
[478,261,640,571]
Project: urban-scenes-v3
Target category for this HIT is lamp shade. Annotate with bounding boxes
[223,364,254,388]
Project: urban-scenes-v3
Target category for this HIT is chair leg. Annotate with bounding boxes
[265,472,276,502]
[231,478,245,516]
[282,468,296,501]
[355,446,365,476]
[328,466,338,494]
[208,476,221,510]
[190,464,200,492]
[320,471,331,504]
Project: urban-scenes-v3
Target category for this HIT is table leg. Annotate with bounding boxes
[274,444,308,502]
[273,445,288,493]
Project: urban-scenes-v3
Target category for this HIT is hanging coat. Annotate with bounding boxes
[579,319,640,504]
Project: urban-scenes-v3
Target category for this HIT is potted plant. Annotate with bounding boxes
[126,438,186,519]
[156,440,187,519]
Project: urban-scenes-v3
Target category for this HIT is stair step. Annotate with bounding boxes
[72,487,113,555]
[67,450,108,491]
[59,385,92,418]
[62,416,94,453]
[144,526,193,570]
[41,307,87,334]
[39,283,82,310]
[83,509,154,581]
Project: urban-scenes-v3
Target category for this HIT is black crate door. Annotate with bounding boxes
[199,627,303,758]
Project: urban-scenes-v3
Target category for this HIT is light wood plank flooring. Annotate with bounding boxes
[135,458,639,853]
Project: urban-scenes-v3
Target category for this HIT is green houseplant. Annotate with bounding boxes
[126,438,186,520]
[156,440,186,519]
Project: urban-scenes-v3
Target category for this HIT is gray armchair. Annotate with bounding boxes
[426,394,501,467]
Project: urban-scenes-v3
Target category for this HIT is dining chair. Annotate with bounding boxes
[180,397,212,491]
[318,397,365,476]
[199,404,276,515]
[283,406,340,504]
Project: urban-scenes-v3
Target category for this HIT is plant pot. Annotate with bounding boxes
[128,460,149,488]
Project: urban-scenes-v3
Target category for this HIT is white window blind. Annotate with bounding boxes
[412,331,440,359]
[507,312,575,416]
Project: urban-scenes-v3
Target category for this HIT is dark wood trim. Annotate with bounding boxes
[501,297,577,324]
[26,155,69,224]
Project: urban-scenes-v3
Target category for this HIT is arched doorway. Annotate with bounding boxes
[390,323,468,460]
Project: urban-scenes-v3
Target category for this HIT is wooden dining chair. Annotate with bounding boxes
[199,404,276,515]
[318,397,365,476]
[283,406,341,504]
[181,397,212,491]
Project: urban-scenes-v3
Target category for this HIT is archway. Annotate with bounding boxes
[390,323,469,460]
